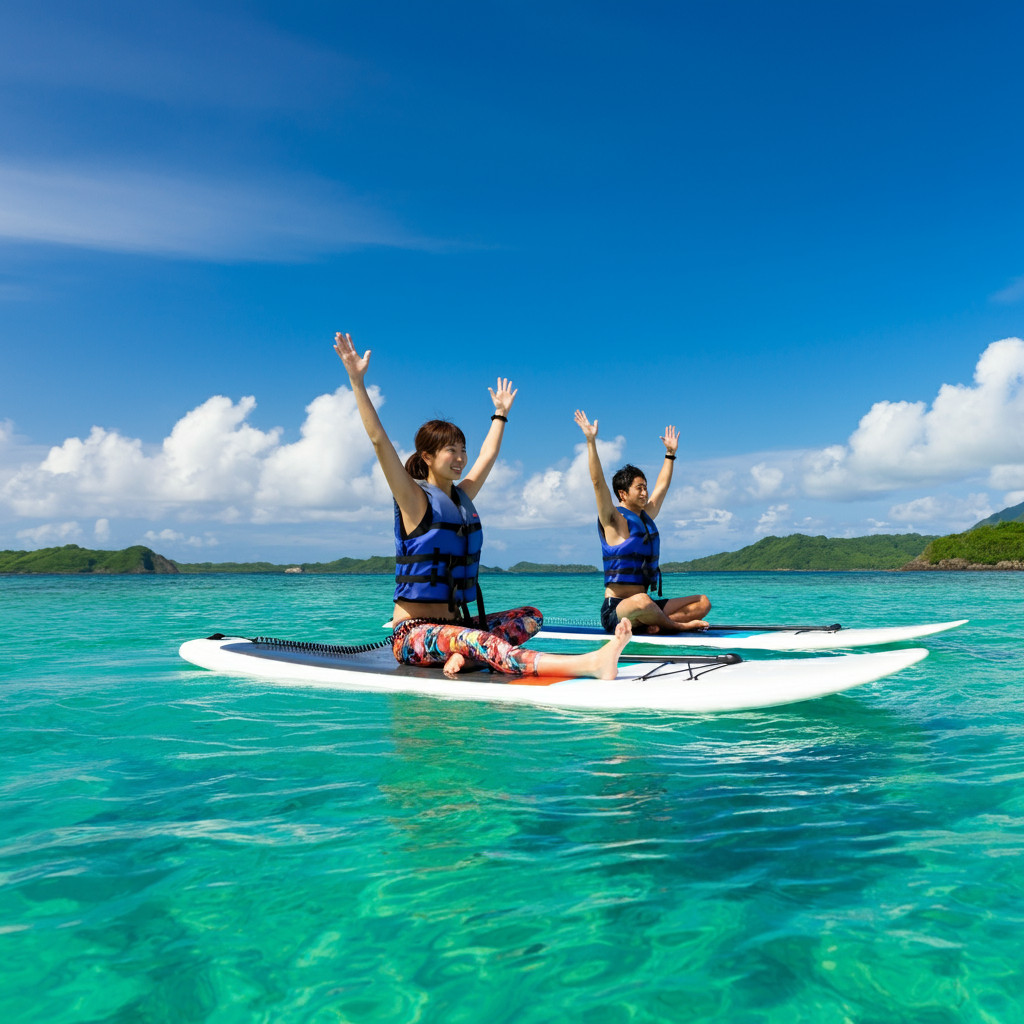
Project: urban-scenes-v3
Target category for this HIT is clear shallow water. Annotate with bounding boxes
[2,571,1023,1023]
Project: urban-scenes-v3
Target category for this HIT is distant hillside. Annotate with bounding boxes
[0,544,178,574]
[906,521,1024,567]
[506,561,598,573]
[176,555,405,574]
[175,556,597,574]
[662,533,936,571]
[972,500,1024,529]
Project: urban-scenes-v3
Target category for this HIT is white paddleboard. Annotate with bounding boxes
[179,636,928,713]
[536,619,967,651]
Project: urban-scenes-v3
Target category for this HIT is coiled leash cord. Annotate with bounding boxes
[206,633,395,656]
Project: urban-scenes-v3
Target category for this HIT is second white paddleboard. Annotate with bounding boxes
[535,619,967,651]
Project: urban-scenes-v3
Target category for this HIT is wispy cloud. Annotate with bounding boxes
[0,1,357,113]
[0,281,35,301]
[0,161,425,261]
[991,275,1024,304]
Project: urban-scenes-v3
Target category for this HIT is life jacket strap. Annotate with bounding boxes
[392,574,478,590]
[428,521,482,534]
[395,554,478,567]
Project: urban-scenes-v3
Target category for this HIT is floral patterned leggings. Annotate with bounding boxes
[392,606,544,676]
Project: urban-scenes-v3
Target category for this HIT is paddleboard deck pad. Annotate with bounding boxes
[536,619,968,651]
[179,635,928,712]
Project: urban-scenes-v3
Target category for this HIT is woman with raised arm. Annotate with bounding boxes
[335,332,632,680]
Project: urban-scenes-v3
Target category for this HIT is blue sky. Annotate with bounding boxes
[2,0,1023,564]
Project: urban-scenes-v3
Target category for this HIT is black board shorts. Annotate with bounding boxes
[600,597,669,634]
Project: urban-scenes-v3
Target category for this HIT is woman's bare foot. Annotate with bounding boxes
[532,619,633,680]
[592,618,632,679]
[443,653,466,678]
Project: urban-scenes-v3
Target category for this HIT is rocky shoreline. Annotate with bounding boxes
[899,556,1024,571]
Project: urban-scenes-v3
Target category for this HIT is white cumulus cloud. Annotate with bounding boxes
[142,529,218,547]
[253,388,393,519]
[665,474,737,524]
[802,338,1024,498]
[16,520,81,546]
[2,386,392,523]
[6,340,1024,551]
[754,504,792,535]
[988,464,1024,490]
[747,462,785,498]
[478,436,625,528]
[887,494,992,530]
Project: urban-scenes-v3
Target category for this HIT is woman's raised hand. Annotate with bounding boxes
[660,425,679,456]
[488,377,518,417]
[574,409,598,442]
[334,332,371,384]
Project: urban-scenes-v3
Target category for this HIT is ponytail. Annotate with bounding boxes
[405,452,429,479]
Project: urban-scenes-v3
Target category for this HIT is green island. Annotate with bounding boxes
[0,544,178,574]
[971,499,1024,529]
[175,557,598,574]
[9,512,1024,574]
[0,545,598,575]
[906,521,1024,568]
[176,555,401,574]
[662,533,937,572]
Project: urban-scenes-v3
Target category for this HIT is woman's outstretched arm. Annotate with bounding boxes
[334,332,427,524]
[459,377,517,500]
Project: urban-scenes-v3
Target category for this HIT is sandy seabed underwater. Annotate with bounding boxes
[2,570,1023,1024]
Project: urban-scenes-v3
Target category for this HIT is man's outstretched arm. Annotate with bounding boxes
[574,410,620,528]
[645,425,678,518]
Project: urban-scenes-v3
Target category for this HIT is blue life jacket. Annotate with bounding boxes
[394,481,486,625]
[600,506,661,595]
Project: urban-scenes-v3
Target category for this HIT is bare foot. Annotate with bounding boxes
[677,619,709,631]
[443,653,466,678]
[593,618,632,680]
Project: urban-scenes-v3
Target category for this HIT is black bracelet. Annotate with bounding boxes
[491,414,508,422]
[665,454,676,460]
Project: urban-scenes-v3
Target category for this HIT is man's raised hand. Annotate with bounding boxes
[660,425,679,456]
[574,409,599,442]
[334,332,371,384]
[488,378,518,417]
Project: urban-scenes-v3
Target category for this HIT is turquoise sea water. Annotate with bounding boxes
[2,571,1023,1023]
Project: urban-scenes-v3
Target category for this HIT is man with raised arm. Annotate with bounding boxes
[574,410,712,635]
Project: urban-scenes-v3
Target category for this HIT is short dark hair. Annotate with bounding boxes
[612,464,646,501]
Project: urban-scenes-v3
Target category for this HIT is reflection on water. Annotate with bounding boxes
[1,572,1023,1022]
